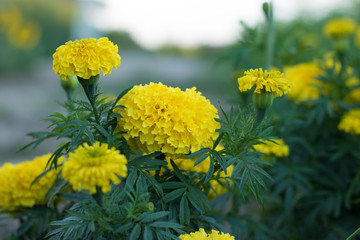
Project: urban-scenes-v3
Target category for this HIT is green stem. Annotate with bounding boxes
[78,77,101,124]
[92,186,103,207]
[265,1,274,70]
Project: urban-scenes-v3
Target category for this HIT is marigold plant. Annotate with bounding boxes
[338,109,360,135]
[0,154,62,210]
[284,63,323,103]
[179,228,235,240]
[61,141,128,194]
[237,68,291,98]
[253,139,289,157]
[52,37,121,80]
[114,82,220,155]
[323,18,356,39]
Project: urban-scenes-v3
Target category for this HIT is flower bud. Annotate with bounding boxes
[147,202,155,212]
[60,75,78,90]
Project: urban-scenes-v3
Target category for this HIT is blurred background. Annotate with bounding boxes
[0,0,358,164]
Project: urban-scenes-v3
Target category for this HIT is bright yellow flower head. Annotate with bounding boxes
[253,139,289,158]
[52,37,121,80]
[114,82,220,155]
[179,228,235,240]
[0,154,62,210]
[284,63,323,103]
[62,142,127,194]
[324,18,356,39]
[338,109,360,135]
[238,68,290,98]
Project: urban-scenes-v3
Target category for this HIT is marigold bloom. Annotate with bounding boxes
[52,37,121,80]
[238,68,290,98]
[324,18,356,39]
[338,109,360,135]
[62,142,127,194]
[253,139,289,158]
[0,154,61,210]
[114,82,220,155]
[284,63,323,103]
[179,228,235,240]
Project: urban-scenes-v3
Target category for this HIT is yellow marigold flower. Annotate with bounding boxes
[52,37,121,80]
[345,89,360,104]
[0,154,62,210]
[253,139,289,158]
[284,63,323,103]
[338,109,360,135]
[62,142,127,194]
[324,18,356,39]
[114,82,220,155]
[238,68,290,98]
[179,228,235,240]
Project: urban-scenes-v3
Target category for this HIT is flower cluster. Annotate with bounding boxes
[253,139,289,158]
[62,142,128,194]
[114,82,220,155]
[324,18,356,39]
[238,68,291,98]
[338,109,360,135]
[179,228,235,240]
[0,154,61,210]
[0,6,41,49]
[284,63,323,103]
[52,37,121,80]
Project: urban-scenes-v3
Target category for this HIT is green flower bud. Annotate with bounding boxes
[252,91,274,109]
[262,2,269,16]
[60,75,78,90]
[147,202,154,212]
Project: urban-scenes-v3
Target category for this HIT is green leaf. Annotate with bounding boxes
[47,180,67,207]
[179,194,190,226]
[346,227,360,240]
[204,156,215,183]
[85,126,94,144]
[143,226,153,240]
[140,211,170,223]
[193,153,209,167]
[93,123,115,145]
[164,188,186,203]
[170,160,187,183]
[161,181,186,189]
[129,224,141,240]
[58,192,91,202]
[149,221,184,229]
[187,148,210,159]
[114,222,133,233]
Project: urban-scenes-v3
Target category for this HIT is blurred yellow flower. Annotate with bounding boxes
[253,139,289,158]
[284,63,323,103]
[114,82,220,155]
[62,142,127,194]
[238,68,290,98]
[179,228,235,240]
[324,18,356,39]
[0,6,41,49]
[52,37,121,80]
[0,154,62,210]
[338,109,360,135]
[344,77,360,104]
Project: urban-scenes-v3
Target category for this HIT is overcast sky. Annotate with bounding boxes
[91,0,354,49]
